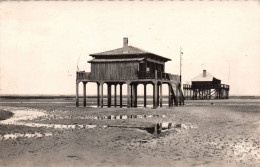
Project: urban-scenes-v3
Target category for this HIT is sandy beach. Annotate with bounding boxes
[0,98,259,167]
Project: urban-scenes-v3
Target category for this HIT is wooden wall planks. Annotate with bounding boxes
[90,62,139,80]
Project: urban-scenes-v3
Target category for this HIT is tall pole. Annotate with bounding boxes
[180,46,183,89]
[180,47,184,105]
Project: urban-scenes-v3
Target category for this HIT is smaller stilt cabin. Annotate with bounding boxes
[183,70,230,100]
[76,38,184,108]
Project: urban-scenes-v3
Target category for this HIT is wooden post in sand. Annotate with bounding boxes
[100,82,104,108]
[114,84,117,107]
[127,82,131,108]
[168,84,171,107]
[107,83,111,107]
[119,84,123,108]
[159,83,163,107]
[134,84,138,108]
[97,82,100,107]
[83,82,87,107]
[76,81,79,107]
[144,83,147,108]
[153,82,158,108]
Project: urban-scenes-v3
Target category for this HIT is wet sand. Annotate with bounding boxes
[0,99,259,167]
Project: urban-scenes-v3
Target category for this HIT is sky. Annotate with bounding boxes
[0,1,260,96]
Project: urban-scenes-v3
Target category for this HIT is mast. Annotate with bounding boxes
[180,47,183,89]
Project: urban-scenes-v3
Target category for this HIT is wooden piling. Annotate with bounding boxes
[107,83,111,107]
[114,84,117,107]
[144,83,147,108]
[76,82,79,107]
[83,82,86,107]
[120,84,123,108]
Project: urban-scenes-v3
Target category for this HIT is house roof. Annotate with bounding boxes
[88,58,144,63]
[90,46,149,56]
[191,71,219,82]
[89,38,171,62]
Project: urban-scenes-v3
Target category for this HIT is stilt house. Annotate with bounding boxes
[76,38,184,108]
[183,70,230,100]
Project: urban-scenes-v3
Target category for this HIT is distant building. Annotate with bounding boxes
[183,70,230,100]
[76,38,184,108]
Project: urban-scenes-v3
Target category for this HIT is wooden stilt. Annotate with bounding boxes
[134,84,138,107]
[76,81,79,107]
[168,84,171,107]
[144,83,147,107]
[159,83,162,107]
[153,83,155,107]
[130,84,133,108]
[127,82,131,108]
[83,82,87,107]
[101,82,104,108]
[97,82,100,107]
[183,88,185,99]
[153,82,158,108]
[107,83,111,107]
[120,84,123,108]
[157,84,160,107]
[114,84,117,107]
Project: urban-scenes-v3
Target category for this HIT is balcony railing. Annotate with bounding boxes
[138,71,155,79]
[77,71,92,79]
[189,83,230,90]
[138,71,180,81]
[77,70,181,82]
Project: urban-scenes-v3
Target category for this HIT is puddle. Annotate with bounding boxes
[1,108,47,124]
[0,107,196,135]
[0,108,98,130]
[45,114,168,120]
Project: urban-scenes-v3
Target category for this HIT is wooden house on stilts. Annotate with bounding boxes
[183,70,230,100]
[76,38,184,108]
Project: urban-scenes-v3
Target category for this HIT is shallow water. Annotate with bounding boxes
[0,107,98,130]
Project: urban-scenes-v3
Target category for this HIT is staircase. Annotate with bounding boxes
[169,83,184,106]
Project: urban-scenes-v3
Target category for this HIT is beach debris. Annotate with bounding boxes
[159,122,172,130]
[110,115,116,120]
[121,115,128,119]
[173,123,197,129]
[0,132,53,141]
[174,123,188,129]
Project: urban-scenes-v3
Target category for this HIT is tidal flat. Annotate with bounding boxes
[0,98,259,167]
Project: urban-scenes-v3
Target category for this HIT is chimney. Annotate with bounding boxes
[123,37,128,48]
[203,70,206,77]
